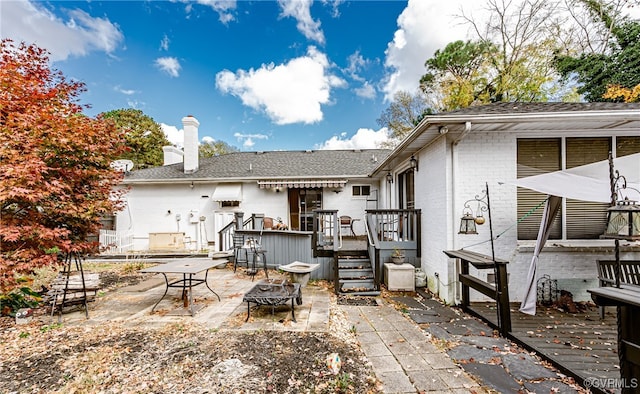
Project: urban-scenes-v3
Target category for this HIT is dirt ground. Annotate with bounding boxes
[0,267,382,393]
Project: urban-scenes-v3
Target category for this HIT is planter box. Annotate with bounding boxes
[384,263,415,291]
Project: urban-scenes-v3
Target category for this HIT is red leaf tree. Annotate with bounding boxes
[0,39,128,292]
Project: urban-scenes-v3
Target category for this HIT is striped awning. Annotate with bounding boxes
[258,179,348,189]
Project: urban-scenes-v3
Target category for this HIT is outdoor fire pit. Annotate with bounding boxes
[243,279,302,322]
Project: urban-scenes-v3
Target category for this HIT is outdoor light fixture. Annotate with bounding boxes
[458,186,491,234]
[386,172,393,183]
[600,153,640,288]
[439,126,449,134]
[409,155,418,171]
[602,198,640,241]
[458,210,477,234]
[458,182,496,262]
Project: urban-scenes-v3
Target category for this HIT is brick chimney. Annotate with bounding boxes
[182,115,199,174]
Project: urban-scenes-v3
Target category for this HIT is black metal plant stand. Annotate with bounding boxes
[50,252,91,321]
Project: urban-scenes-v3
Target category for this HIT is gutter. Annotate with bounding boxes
[370,109,639,177]
[121,175,369,185]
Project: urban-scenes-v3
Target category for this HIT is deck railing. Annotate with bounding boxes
[218,216,255,252]
[99,229,133,254]
[365,209,421,288]
[311,210,339,256]
[366,209,420,245]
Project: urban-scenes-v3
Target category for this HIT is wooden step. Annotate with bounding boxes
[339,279,376,291]
[339,290,381,297]
[338,260,371,269]
[339,269,374,279]
[337,250,369,258]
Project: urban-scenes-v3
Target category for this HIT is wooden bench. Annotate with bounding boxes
[596,260,640,318]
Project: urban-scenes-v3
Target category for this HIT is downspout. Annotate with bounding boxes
[451,121,472,305]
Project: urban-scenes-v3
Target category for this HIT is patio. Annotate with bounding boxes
[54,259,331,332]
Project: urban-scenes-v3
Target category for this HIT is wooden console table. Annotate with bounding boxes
[444,249,511,335]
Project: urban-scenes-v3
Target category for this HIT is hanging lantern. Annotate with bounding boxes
[459,211,478,234]
[601,198,640,241]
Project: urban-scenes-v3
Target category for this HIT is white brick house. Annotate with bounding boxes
[111,104,639,306]
[376,103,640,304]
[113,116,391,253]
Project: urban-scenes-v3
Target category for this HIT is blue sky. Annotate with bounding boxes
[3,0,479,151]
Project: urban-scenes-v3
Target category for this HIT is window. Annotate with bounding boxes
[517,136,640,240]
[220,201,240,208]
[398,170,415,209]
[352,185,371,196]
[565,137,610,239]
[298,189,322,231]
[517,139,562,240]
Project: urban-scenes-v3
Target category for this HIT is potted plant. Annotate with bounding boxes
[391,248,405,265]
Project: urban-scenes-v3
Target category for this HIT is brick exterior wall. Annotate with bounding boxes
[416,131,640,305]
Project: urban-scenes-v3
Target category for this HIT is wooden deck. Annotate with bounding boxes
[471,302,620,389]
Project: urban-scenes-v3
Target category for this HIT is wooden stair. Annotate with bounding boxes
[337,250,380,296]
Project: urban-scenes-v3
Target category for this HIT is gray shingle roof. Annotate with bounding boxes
[441,102,640,116]
[124,149,391,182]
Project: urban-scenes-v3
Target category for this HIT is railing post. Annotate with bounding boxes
[460,259,470,309]
[234,212,244,230]
[252,213,264,231]
[496,262,511,335]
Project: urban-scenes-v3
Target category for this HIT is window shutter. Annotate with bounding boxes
[517,139,562,240]
[617,136,640,157]
[565,138,611,239]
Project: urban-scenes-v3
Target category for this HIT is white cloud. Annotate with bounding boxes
[115,86,137,95]
[345,50,369,82]
[354,82,376,100]
[344,50,376,99]
[242,138,255,148]
[216,46,345,125]
[161,124,222,148]
[321,0,344,18]
[0,0,123,61]
[155,57,181,77]
[277,0,325,44]
[233,132,268,149]
[160,34,170,51]
[382,0,473,101]
[160,123,184,147]
[316,127,390,150]
[193,0,237,24]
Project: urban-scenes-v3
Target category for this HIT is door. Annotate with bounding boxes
[288,188,322,231]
